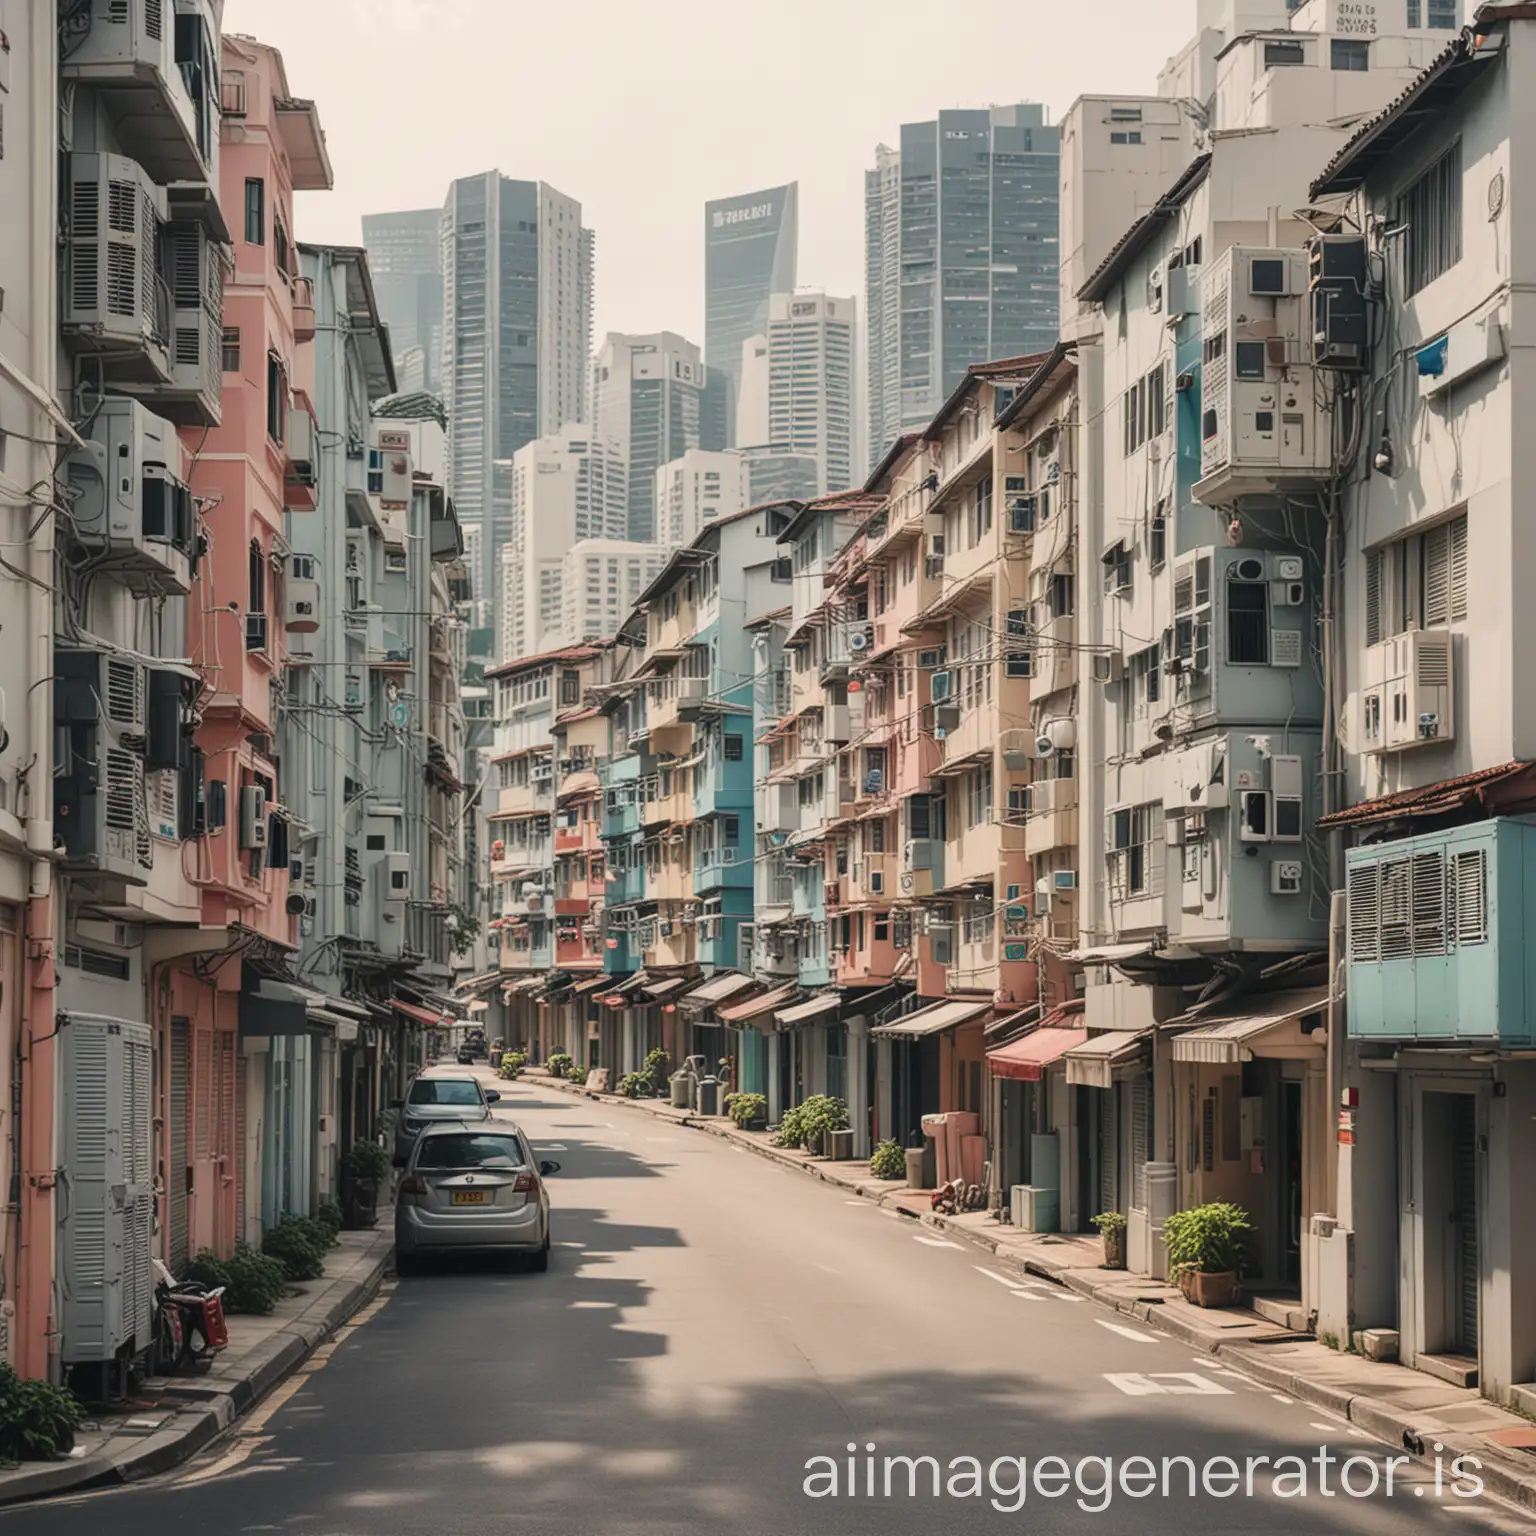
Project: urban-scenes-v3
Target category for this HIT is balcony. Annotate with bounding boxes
[649,848,693,903]
[555,928,600,969]
[868,476,934,558]
[936,702,991,773]
[602,790,641,840]
[292,276,317,343]
[836,918,905,986]
[647,922,698,971]
[605,864,645,906]
[497,780,553,820]
[695,845,750,894]
[847,852,896,906]
[1346,819,1536,1047]
[1025,778,1079,858]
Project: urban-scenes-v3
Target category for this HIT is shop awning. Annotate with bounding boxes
[392,999,448,1028]
[609,970,653,997]
[509,976,543,994]
[985,1004,1042,1041]
[573,974,612,994]
[642,976,694,1000]
[1064,1029,1150,1090]
[775,991,842,1026]
[455,969,502,998]
[306,1005,360,1041]
[466,1000,488,1014]
[988,1027,1090,1082]
[682,971,758,1008]
[1169,988,1329,1065]
[1067,942,1156,965]
[871,998,991,1038]
[719,983,800,1023]
[239,975,323,1038]
[557,770,601,800]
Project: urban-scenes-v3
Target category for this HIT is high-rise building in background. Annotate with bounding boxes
[738,444,821,507]
[756,291,855,497]
[864,106,1060,463]
[361,207,444,392]
[655,450,747,547]
[704,183,798,448]
[440,172,594,595]
[592,332,704,542]
[561,539,670,644]
[497,426,628,662]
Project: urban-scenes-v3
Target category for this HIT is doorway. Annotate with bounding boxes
[1421,1089,1480,1360]
[1281,1078,1303,1287]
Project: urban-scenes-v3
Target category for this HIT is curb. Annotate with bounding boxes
[534,1072,1536,1511]
[0,1239,391,1508]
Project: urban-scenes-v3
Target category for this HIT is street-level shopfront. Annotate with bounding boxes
[718,984,801,1115]
[681,972,763,1092]
[871,998,992,1155]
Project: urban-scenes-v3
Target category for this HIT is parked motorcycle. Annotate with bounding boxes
[153,1258,229,1375]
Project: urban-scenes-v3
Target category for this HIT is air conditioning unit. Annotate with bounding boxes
[1051,870,1078,891]
[676,677,709,717]
[1271,861,1304,895]
[929,922,954,966]
[286,555,321,633]
[1364,629,1454,753]
[287,408,318,486]
[64,398,194,593]
[56,648,148,738]
[1091,652,1124,685]
[58,1012,154,1367]
[239,785,268,849]
[161,219,224,427]
[1166,265,1197,320]
[933,705,960,733]
[55,723,152,883]
[1308,234,1370,371]
[384,851,411,902]
[847,626,873,654]
[64,153,169,373]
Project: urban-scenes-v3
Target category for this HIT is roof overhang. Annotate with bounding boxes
[1168,988,1329,1065]
[274,98,334,190]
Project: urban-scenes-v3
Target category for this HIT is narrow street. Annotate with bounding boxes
[5,1080,1529,1536]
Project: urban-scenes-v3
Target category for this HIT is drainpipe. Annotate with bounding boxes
[1322,473,1346,1215]
[17,5,60,1381]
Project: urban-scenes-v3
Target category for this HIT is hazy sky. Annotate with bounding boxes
[224,0,1195,343]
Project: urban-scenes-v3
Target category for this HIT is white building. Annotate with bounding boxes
[561,539,669,645]
[497,427,627,662]
[592,332,704,543]
[756,291,856,497]
[654,450,746,548]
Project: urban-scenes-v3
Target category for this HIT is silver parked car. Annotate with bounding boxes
[394,1122,557,1273]
[392,1074,499,1166]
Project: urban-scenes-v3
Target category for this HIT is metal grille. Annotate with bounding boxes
[1347,863,1380,961]
[194,1027,211,1160]
[1451,1094,1478,1354]
[235,1054,248,1244]
[1130,1076,1150,1209]
[1400,143,1463,297]
[1452,849,1488,945]
[145,0,163,41]
[106,659,142,729]
[1097,1093,1117,1216]
[104,748,141,830]
[168,1021,189,1273]
[1365,549,1383,647]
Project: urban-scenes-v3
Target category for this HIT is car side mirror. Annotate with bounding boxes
[538,1160,561,1177]
[485,1090,501,1103]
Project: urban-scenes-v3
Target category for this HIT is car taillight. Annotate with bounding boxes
[399,1175,427,1197]
[512,1172,540,1195]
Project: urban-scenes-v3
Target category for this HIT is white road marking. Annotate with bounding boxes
[880,1209,902,1220]
[1271,1393,1294,1403]
[1104,1371,1234,1397]
[1009,1290,1048,1301]
[912,1235,961,1248]
[1095,1319,1158,1343]
[843,1199,868,1206]
[1310,1421,1372,1439]
[541,1143,569,1151]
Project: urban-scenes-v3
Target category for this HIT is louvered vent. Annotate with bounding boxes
[105,659,143,730]
[71,177,101,312]
[144,0,163,39]
[1452,848,1488,946]
[104,749,142,830]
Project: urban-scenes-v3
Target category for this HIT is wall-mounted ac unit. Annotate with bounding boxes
[287,409,317,486]
[64,153,169,374]
[286,554,320,633]
[1091,652,1124,685]
[59,1012,154,1367]
[239,785,268,849]
[161,220,224,427]
[1363,629,1454,754]
[65,398,194,593]
[384,851,411,902]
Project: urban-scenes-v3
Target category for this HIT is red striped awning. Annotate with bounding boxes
[987,1027,1089,1082]
[392,1000,446,1028]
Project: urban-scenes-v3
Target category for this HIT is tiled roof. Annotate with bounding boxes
[483,645,600,680]
[1318,762,1536,829]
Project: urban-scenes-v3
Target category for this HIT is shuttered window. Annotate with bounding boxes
[1347,862,1380,961]
[1365,549,1383,647]
[1411,851,1447,956]
[1350,845,1488,959]
[1368,512,1467,641]
[1452,849,1488,945]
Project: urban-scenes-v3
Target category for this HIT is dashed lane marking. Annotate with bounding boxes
[974,1266,1029,1290]
[913,1235,962,1248]
[1104,1371,1235,1397]
[1095,1319,1159,1343]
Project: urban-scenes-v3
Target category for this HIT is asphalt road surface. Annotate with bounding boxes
[5,1075,1531,1535]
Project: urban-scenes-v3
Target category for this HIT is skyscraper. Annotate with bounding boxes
[655,450,746,548]
[592,332,704,542]
[440,172,594,595]
[760,291,855,497]
[704,183,798,447]
[865,106,1060,463]
[361,208,444,393]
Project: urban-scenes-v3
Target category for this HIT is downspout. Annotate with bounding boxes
[1323,470,1346,1215]
[18,2,60,1381]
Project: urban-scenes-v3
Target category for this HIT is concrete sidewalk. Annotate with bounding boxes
[0,1227,393,1506]
[530,1068,1536,1513]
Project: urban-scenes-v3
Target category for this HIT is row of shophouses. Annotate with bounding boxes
[470,0,1536,1410]
[0,8,470,1383]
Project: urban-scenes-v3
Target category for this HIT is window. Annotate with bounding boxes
[1107,803,1163,900]
[274,218,291,280]
[1149,512,1167,570]
[965,763,993,828]
[971,477,993,544]
[1364,512,1468,645]
[266,352,288,444]
[1131,645,1161,713]
[407,1079,483,1107]
[560,670,581,706]
[1226,580,1269,665]
[1124,364,1166,455]
[221,327,240,373]
[724,734,744,761]
[1408,0,1459,26]
[1005,608,1032,678]
[1332,39,1369,71]
[1048,573,1075,619]
[244,178,265,244]
[1109,130,1143,145]
[1400,144,1462,297]
[1102,542,1131,596]
[248,540,266,615]
[1264,39,1306,67]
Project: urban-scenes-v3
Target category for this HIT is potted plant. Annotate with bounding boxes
[1091,1211,1128,1270]
[869,1139,906,1180]
[1163,1201,1250,1307]
[344,1139,391,1229]
[643,1048,671,1096]
[799,1094,850,1157]
[728,1092,768,1132]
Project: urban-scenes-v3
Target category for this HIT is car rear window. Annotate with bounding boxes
[416,1133,527,1170]
[407,1079,482,1106]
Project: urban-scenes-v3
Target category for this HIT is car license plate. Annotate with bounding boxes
[451,1191,487,1205]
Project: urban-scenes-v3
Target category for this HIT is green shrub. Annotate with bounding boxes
[546,1052,574,1080]
[869,1139,907,1180]
[776,1095,849,1150]
[499,1050,527,1079]
[618,1071,648,1099]
[262,1217,330,1282]
[643,1048,671,1095]
[345,1140,391,1183]
[774,1102,808,1148]
[188,1243,287,1315]
[566,1065,588,1086]
[0,1367,83,1460]
[315,1200,344,1242]
[1163,1202,1251,1277]
[728,1092,767,1127]
[1090,1211,1127,1234]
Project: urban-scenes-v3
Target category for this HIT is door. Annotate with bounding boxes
[168,1020,190,1273]
[1451,1093,1479,1355]
[1129,1074,1150,1210]
[1282,1079,1303,1286]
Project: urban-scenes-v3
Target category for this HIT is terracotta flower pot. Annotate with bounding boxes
[1178,1269,1240,1308]
[1101,1227,1127,1270]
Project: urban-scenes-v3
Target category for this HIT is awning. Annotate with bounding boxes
[455,969,501,998]
[506,976,542,995]
[1064,1029,1150,1089]
[1169,988,1329,1065]
[573,974,611,994]
[642,976,694,1000]
[324,996,373,1021]
[871,998,991,1038]
[988,1026,1090,1082]
[239,975,323,1038]
[610,970,653,997]
[466,1000,488,1014]
[1067,942,1155,965]
[682,971,758,1008]
[719,983,800,1023]
[775,991,843,1026]
[985,1004,1042,1040]
[392,999,448,1028]
[306,1005,360,1041]
[557,770,601,801]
